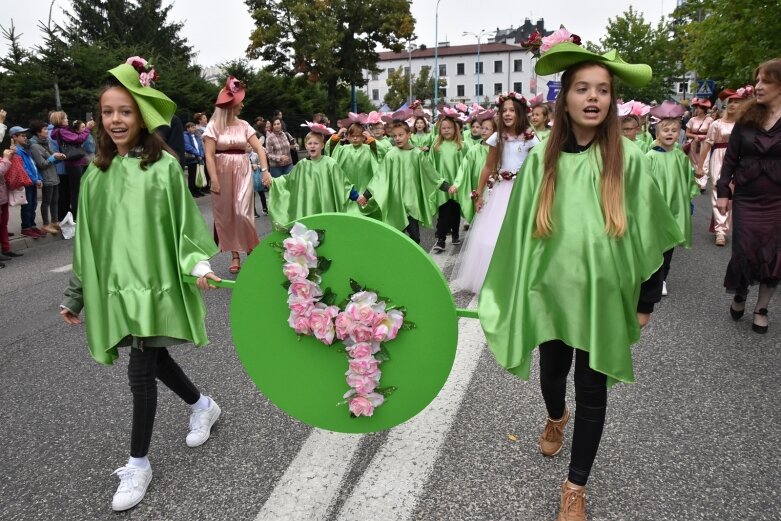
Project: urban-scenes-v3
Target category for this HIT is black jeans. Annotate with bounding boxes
[57,174,71,222]
[65,165,83,220]
[539,340,607,486]
[405,216,420,244]
[186,162,200,195]
[127,345,200,457]
[435,200,461,241]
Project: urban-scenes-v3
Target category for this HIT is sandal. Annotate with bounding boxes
[229,254,241,274]
[730,295,746,321]
[752,308,769,334]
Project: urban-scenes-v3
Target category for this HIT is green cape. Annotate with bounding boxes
[73,152,219,365]
[453,143,488,222]
[645,148,699,248]
[430,140,467,207]
[478,138,683,386]
[409,131,433,151]
[332,143,378,193]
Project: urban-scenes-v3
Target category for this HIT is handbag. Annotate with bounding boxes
[252,169,263,192]
[682,141,692,154]
[195,163,207,188]
[59,141,86,161]
[8,187,27,207]
[5,156,33,190]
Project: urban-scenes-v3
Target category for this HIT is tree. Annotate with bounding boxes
[383,65,446,109]
[673,0,781,86]
[590,7,684,102]
[245,0,414,115]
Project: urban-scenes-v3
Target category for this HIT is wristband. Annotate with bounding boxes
[470,190,480,200]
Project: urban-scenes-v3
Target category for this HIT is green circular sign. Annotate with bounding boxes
[231,213,458,433]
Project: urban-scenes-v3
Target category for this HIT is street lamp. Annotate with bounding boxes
[433,0,442,110]
[407,40,415,105]
[463,30,488,105]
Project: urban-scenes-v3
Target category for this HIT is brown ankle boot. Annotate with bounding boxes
[539,406,570,457]
[557,480,587,521]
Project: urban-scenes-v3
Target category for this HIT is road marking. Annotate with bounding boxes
[255,241,463,520]
[336,295,483,520]
[50,264,72,273]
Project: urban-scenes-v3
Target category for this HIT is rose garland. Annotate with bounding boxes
[275,223,413,417]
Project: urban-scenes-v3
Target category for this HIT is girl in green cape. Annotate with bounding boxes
[330,122,379,193]
[60,58,223,512]
[431,112,467,252]
[478,33,683,520]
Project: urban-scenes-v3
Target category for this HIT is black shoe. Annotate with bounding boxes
[432,240,446,253]
[1,250,23,258]
[451,237,462,245]
[752,308,769,334]
[0,262,5,269]
[262,208,268,215]
[730,295,746,321]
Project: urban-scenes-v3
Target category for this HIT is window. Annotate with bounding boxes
[438,85,447,98]
[371,71,379,81]
[404,66,410,75]
[475,61,484,74]
[457,85,465,97]
[387,68,395,77]
[372,89,379,101]
[457,63,465,75]
[475,84,484,96]
[513,82,523,93]
[494,60,502,73]
[439,64,447,76]
[494,83,503,95]
[513,59,523,72]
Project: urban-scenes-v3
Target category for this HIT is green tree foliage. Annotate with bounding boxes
[673,0,781,86]
[590,7,684,102]
[245,0,414,115]
[383,65,446,109]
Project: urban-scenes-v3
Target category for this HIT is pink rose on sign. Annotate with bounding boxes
[288,294,315,315]
[283,237,318,267]
[309,304,339,345]
[288,312,312,335]
[283,262,309,281]
[335,312,353,340]
[350,323,374,343]
[347,373,379,395]
[289,222,320,246]
[348,356,380,375]
[289,278,322,300]
[345,341,378,359]
[348,393,385,417]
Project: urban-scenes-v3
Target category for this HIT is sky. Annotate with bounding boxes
[2,0,677,67]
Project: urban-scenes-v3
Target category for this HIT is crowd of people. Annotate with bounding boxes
[0,37,777,521]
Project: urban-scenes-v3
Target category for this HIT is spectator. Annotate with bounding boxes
[272,109,287,132]
[1,144,24,262]
[9,126,44,237]
[266,117,295,177]
[183,121,206,197]
[50,111,94,220]
[253,117,267,145]
[157,115,186,167]
[193,112,208,138]
[73,119,97,162]
[28,120,65,234]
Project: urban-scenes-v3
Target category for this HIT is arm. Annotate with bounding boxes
[716,125,742,212]
[203,137,219,194]
[473,146,500,212]
[60,273,84,324]
[249,134,273,186]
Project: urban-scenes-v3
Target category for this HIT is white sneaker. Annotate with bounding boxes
[662,281,668,296]
[186,399,221,447]
[111,464,153,512]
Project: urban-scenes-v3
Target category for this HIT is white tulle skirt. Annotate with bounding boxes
[451,179,515,294]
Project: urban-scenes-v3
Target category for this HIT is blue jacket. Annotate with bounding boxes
[183,131,205,165]
[17,145,42,184]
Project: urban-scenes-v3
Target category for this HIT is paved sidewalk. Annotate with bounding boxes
[5,187,66,253]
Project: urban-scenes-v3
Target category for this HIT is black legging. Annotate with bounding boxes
[539,340,607,486]
[127,345,200,457]
[435,200,462,241]
[405,216,420,244]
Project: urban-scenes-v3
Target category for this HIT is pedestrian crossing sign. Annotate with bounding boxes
[696,80,715,97]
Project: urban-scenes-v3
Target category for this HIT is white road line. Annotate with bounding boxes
[254,242,463,521]
[50,264,73,273]
[336,295,483,520]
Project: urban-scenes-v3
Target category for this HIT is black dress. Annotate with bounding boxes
[717,117,781,292]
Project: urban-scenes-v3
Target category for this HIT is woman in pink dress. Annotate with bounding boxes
[203,76,269,274]
[686,97,715,191]
[699,87,752,245]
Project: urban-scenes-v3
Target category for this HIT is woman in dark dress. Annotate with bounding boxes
[717,58,781,333]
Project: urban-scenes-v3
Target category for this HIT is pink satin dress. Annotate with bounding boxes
[203,119,259,252]
[704,119,735,236]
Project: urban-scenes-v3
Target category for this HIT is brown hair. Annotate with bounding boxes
[433,116,463,151]
[738,58,781,128]
[495,98,532,168]
[347,122,377,157]
[389,119,410,133]
[94,79,173,171]
[304,132,325,143]
[535,62,625,238]
[532,103,551,127]
[620,114,641,128]
[413,116,429,133]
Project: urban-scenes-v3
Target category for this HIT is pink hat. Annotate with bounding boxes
[381,108,414,123]
[690,97,712,109]
[617,100,650,118]
[648,100,685,120]
[301,121,336,136]
[474,109,496,122]
[215,76,245,108]
[337,112,367,129]
[720,85,754,101]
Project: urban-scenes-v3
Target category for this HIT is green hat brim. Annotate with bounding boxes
[107,64,177,131]
[534,43,652,88]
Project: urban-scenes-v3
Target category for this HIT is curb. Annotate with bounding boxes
[7,232,66,253]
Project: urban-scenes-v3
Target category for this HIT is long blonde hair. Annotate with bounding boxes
[433,116,463,151]
[209,105,237,134]
[535,62,626,238]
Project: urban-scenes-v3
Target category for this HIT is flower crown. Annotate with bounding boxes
[496,91,528,106]
[521,27,581,58]
[126,56,158,87]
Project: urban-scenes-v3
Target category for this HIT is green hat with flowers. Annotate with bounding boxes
[107,57,177,131]
[525,28,652,88]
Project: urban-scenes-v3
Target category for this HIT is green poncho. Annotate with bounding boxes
[462,133,484,152]
[453,143,488,223]
[332,143,378,193]
[373,137,394,161]
[534,128,551,141]
[268,155,357,227]
[363,146,445,230]
[72,152,219,365]
[409,131,433,151]
[478,139,683,386]
[645,147,699,248]
[430,140,467,207]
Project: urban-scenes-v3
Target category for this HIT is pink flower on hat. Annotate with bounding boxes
[540,28,581,54]
[126,56,158,87]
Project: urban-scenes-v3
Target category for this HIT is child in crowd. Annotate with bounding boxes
[530,102,551,141]
[409,115,433,152]
[184,121,207,197]
[620,114,648,152]
[248,142,269,216]
[60,58,222,512]
[330,122,379,194]
[463,117,484,151]
[430,112,467,252]
[452,110,496,226]
[646,101,699,296]
[479,35,682,520]
[358,119,453,244]
[370,120,394,161]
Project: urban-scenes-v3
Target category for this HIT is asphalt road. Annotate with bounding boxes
[1,190,779,521]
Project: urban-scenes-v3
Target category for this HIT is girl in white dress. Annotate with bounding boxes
[452,92,539,293]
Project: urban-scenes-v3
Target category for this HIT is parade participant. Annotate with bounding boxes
[686,97,715,191]
[478,32,682,521]
[59,58,223,512]
[410,115,433,152]
[368,113,394,161]
[717,58,781,334]
[619,114,645,150]
[700,87,751,246]
[331,122,379,193]
[451,110,496,225]
[358,119,451,244]
[530,102,552,141]
[203,76,268,274]
[264,122,359,226]
[462,117,484,151]
[431,110,467,252]
[646,101,699,296]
